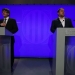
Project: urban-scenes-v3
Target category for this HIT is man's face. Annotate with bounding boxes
[2,10,9,17]
[58,9,65,17]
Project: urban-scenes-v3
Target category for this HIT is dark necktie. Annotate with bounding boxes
[3,18,6,23]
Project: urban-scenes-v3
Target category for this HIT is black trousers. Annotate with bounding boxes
[11,40,14,69]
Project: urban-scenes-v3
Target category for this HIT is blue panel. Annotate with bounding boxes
[0,5,75,58]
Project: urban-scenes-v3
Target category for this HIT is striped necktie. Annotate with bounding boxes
[3,18,6,23]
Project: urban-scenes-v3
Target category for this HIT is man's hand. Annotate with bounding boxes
[0,23,6,26]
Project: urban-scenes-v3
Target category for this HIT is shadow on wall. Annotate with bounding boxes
[14,35,22,57]
[48,34,55,58]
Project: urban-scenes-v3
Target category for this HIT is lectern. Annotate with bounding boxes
[0,27,13,75]
[55,28,75,75]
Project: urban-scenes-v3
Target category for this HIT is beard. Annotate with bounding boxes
[60,15,64,17]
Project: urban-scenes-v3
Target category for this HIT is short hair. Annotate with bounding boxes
[57,8,64,13]
[2,8,10,15]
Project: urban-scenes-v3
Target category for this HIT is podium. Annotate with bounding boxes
[55,28,75,75]
[0,27,13,74]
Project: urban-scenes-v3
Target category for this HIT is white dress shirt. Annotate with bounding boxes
[59,17,65,27]
[3,17,9,24]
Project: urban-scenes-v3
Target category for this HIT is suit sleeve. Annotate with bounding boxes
[6,19,18,34]
[50,20,56,33]
[0,20,3,27]
[0,20,1,27]
[69,19,74,28]
[12,19,18,34]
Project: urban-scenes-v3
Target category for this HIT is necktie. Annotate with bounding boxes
[3,18,6,23]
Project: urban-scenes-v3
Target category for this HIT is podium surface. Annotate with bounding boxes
[0,27,12,74]
[55,28,75,75]
[0,27,13,35]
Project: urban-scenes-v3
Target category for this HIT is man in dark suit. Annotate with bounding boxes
[0,8,18,72]
[50,8,73,33]
[50,8,74,75]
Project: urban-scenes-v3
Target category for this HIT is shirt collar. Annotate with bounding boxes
[59,17,65,20]
[4,17,9,20]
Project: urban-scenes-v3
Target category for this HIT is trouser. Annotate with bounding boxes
[64,37,70,75]
[11,40,14,70]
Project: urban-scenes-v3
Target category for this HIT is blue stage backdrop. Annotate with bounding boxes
[0,5,75,58]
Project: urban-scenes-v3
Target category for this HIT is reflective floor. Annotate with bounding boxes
[1,58,75,75]
[13,58,52,75]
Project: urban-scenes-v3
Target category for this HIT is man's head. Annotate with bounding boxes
[2,8,10,18]
[57,8,65,18]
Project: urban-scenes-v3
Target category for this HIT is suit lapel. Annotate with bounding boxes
[6,18,10,25]
[2,18,10,24]
[57,18,63,27]
[65,18,67,27]
[2,19,4,23]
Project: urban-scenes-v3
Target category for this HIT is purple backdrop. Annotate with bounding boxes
[0,5,75,58]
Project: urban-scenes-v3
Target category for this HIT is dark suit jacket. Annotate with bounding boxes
[0,18,18,43]
[50,18,73,33]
